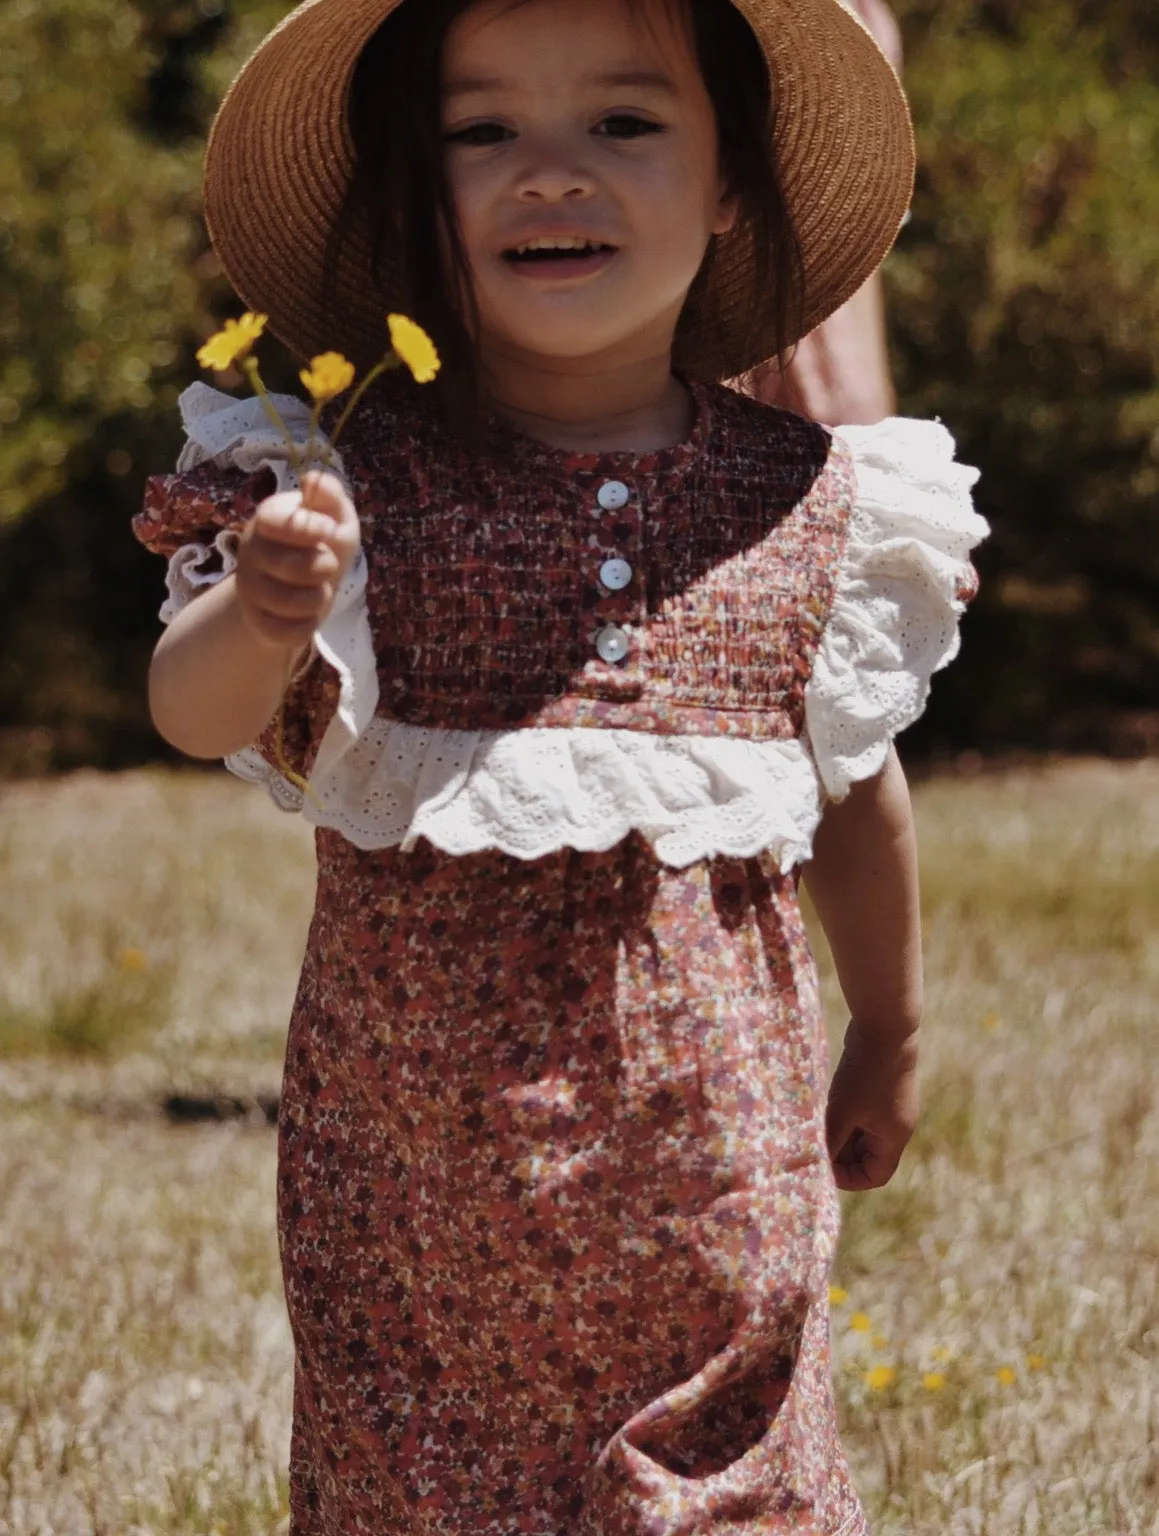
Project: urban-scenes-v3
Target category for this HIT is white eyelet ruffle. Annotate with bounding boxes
[157,396,986,867]
[227,725,823,872]
[803,418,988,801]
[173,381,352,493]
[160,383,356,625]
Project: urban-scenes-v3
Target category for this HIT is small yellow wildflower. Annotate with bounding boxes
[1026,1353,1046,1371]
[922,1372,947,1391]
[872,1334,889,1351]
[931,1345,951,1361]
[300,351,356,402]
[849,1312,872,1333]
[983,1011,1003,1032]
[387,313,441,383]
[996,1366,1017,1386]
[120,948,148,972]
[196,311,268,371]
[828,1285,849,1306]
[865,1365,895,1391]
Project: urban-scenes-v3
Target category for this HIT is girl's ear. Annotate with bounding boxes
[712,183,741,238]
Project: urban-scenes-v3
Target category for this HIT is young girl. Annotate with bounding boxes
[134,0,987,1530]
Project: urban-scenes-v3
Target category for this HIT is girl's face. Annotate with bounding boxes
[442,0,739,372]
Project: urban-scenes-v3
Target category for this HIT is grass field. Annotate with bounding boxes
[1,760,1156,1535]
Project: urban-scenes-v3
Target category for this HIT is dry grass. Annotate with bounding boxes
[1,760,1157,1535]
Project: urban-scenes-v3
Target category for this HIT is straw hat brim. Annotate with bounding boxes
[203,0,915,380]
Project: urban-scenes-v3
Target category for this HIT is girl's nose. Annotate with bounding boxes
[512,148,596,203]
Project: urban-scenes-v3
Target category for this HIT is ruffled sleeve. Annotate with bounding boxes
[134,380,353,617]
[133,382,379,793]
[803,417,989,800]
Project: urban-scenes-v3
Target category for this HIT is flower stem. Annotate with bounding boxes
[271,653,323,811]
[241,357,303,477]
[325,354,401,458]
[299,399,324,501]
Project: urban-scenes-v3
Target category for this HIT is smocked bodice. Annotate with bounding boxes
[134,376,987,868]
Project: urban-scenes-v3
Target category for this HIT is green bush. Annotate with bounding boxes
[889,0,1159,755]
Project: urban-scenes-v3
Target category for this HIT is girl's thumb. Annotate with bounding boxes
[825,1096,854,1161]
[299,468,348,518]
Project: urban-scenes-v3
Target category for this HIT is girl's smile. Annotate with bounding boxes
[442,0,739,392]
[500,231,619,283]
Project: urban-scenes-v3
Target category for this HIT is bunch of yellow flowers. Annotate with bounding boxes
[196,309,440,479]
[193,310,441,800]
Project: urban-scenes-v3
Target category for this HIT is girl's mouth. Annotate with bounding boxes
[502,237,617,278]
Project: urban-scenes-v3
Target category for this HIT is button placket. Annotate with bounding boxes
[589,479,639,667]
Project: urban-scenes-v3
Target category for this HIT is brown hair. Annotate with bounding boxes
[321,0,804,422]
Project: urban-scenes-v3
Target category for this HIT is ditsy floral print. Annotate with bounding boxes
[136,381,872,1535]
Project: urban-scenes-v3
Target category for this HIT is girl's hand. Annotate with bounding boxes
[825,1022,920,1191]
[235,470,361,651]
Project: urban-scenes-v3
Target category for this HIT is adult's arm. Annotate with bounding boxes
[743,0,904,427]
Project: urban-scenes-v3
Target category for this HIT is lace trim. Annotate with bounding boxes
[803,417,988,800]
[161,528,241,625]
[227,723,823,872]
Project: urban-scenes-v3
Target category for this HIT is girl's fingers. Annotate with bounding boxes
[831,1127,903,1191]
[239,477,361,650]
[301,471,362,571]
[252,476,361,577]
[298,468,350,516]
[251,493,343,548]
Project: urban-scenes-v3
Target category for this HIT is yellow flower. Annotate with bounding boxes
[865,1365,895,1391]
[120,948,148,972]
[849,1312,872,1333]
[1026,1353,1047,1371]
[196,312,268,371]
[922,1371,947,1391]
[828,1286,849,1306]
[872,1334,889,1351]
[996,1366,1017,1386]
[300,351,356,402]
[931,1345,951,1361]
[387,313,441,383]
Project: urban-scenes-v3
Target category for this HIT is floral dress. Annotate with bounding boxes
[135,376,986,1536]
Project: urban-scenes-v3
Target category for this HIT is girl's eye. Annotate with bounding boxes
[445,122,513,147]
[597,115,664,139]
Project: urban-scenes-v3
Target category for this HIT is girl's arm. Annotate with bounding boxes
[148,471,360,759]
[801,742,923,1190]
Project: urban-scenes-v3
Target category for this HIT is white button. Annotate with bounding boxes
[599,557,633,591]
[595,624,630,663]
[597,480,630,511]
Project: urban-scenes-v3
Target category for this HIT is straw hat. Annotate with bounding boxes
[202,0,914,380]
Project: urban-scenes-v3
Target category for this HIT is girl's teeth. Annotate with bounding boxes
[508,238,610,258]
[519,238,592,252]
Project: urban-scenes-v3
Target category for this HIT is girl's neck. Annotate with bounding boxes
[481,348,694,455]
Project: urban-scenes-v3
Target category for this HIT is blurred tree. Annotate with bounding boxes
[888,0,1159,756]
[0,0,207,525]
[1,0,1158,768]
[0,0,294,770]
